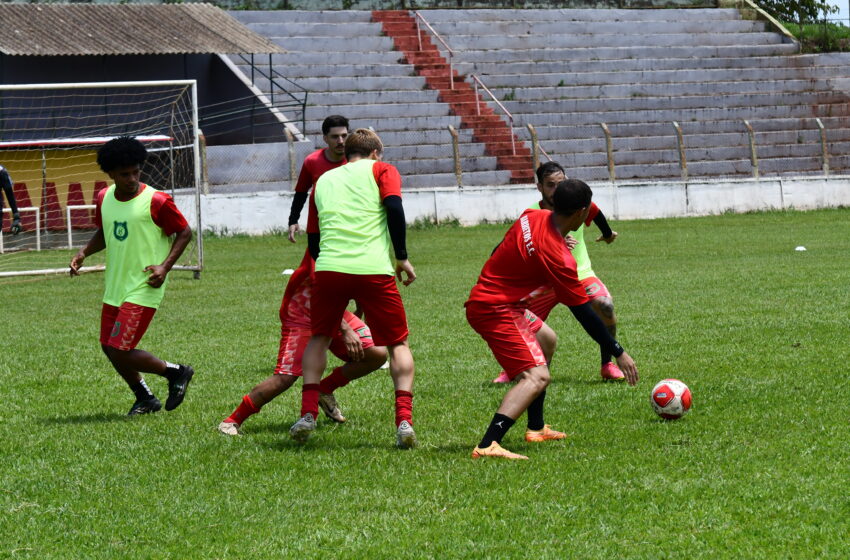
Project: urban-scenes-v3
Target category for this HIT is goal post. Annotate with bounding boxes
[0,80,203,278]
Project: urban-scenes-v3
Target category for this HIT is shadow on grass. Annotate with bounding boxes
[40,412,127,425]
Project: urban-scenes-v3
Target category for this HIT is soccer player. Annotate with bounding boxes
[0,164,22,235]
[289,128,418,449]
[69,137,194,416]
[287,115,349,243]
[217,250,388,435]
[467,179,638,460]
[492,161,625,383]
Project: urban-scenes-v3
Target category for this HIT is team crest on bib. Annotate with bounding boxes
[113,221,129,241]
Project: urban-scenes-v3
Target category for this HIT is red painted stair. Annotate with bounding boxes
[373,10,534,184]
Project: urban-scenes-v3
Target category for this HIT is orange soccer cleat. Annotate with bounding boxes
[525,425,567,442]
[471,441,529,460]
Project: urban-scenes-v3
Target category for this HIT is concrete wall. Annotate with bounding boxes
[174,176,850,233]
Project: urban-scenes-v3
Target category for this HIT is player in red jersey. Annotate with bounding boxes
[467,179,638,460]
[287,115,349,243]
[289,128,418,449]
[492,161,625,383]
[69,137,194,416]
[218,251,388,435]
[219,115,389,435]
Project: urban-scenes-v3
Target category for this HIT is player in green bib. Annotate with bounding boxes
[493,161,625,383]
[70,137,195,416]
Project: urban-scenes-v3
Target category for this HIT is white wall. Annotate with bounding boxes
[175,176,850,234]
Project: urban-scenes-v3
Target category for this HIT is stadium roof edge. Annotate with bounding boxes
[0,3,285,56]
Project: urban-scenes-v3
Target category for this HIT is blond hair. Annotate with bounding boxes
[344,128,383,159]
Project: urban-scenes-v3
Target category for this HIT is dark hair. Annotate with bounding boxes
[552,179,592,216]
[536,161,566,183]
[345,128,383,159]
[96,136,147,173]
[322,115,349,135]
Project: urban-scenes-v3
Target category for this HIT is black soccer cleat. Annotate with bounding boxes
[165,365,195,411]
[128,396,162,416]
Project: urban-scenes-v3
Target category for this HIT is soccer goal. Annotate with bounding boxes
[0,80,203,278]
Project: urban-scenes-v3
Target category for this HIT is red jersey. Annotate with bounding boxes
[585,202,600,225]
[94,184,188,236]
[466,208,589,308]
[294,148,346,234]
[280,250,315,329]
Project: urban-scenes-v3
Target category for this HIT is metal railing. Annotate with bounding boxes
[470,74,516,156]
[414,11,456,90]
[233,53,309,138]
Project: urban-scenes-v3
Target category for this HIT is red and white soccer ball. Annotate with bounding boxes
[650,379,692,420]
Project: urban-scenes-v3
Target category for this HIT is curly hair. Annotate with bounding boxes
[96,136,147,173]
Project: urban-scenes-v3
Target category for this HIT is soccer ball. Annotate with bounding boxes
[650,379,692,420]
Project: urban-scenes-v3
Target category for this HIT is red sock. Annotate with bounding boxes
[225,395,259,425]
[301,384,320,418]
[319,367,351,394]
[394,390,413,427]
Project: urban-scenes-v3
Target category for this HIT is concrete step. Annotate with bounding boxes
[474,66,849,89]
[384,142,487,159]
[394,155,499,175]
[230,10,374,24]
[492,78,839,102]
[304,90,442,105]
[271,36,394,51]
[239,52,406,66]
[253,75,428,92]
[540,128,850,153]
[466,54,831,76]
[428,19,764,36]
[415,8,745,23]
[305,102,452,121]
[519,103,850,126]
[244,21,384,37]
[503,91,850,115]
[233,62,416,79]
[209,181,292,194]
[404,169,513,188]
[435,32,786,51]
[529,117,850,141]
[454,43,800,63]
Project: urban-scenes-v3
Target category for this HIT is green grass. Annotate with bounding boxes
[782,20,850,52]
[2,208,849,559]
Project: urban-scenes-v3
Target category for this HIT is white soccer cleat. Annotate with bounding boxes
[396,420,417,449]
[289,413,316,443]
[217,421,242,436]
[318,393,346,423]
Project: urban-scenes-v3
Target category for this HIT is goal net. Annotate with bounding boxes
[0,80,203,278]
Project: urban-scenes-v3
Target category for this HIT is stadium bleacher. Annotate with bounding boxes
[221,7,850,190]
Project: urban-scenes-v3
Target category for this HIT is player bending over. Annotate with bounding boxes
[493,161,625,383]
[218,250,388,435]
[290,128,418,449]
[467,179,638,460]
[69,136,194,416]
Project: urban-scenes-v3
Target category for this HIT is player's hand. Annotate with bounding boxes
[144,264,169,288]
[288,224,301,243]
[10,213,21,235]
[565,234,578,250]
[615,351,638,386]
[342,327,364,362]
[395,259,416,286]
[69,251,86,276]
[596,231,618,244]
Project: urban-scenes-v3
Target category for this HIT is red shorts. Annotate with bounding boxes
[466,301,547,381]
[526,277,611,320]
[100,302,157,351]
[311,271,408,346]
[581,276,611,299]
[275,311,375,376]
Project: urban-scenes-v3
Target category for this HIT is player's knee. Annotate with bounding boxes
[271,374,297,393]
[527,367,550,391]
[364,345,388,368]
[594,297,616,321]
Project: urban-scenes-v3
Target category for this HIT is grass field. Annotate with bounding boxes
[1,207,849,559]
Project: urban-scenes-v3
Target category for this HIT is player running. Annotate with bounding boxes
[69,136,194,416]
[467,179,638,460]
[289,128,418,449]
[493,161,625,383]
